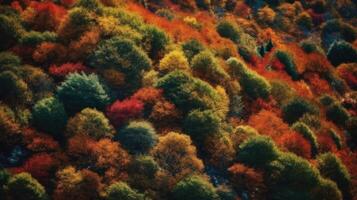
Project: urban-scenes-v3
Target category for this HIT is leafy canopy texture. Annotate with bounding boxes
[57,73,110,114]
[6,172,47,200]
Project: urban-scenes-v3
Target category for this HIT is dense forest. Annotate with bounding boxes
[0,0,356,199]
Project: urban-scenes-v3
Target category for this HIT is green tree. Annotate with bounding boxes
[292,122,318,157]
[6,173,47,200]
[32,97,67,137]
[56,73,110,114]
[327,40,357,67]
[216,21,240,43]
[282,97,319,124]
[317,153,351,199]
[326,102,350,126]
[172,175,219,200]
[66,108,115,139]
[105,181,145,200]
[142,25,169,59]
[115,121,158,154]
[237,135,280,168]
[275,50,299,80]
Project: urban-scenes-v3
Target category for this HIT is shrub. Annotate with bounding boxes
[346,117,357,145]
[321,19,356,49]
[172,175,219,200]
[282,97,319,124]
[296,12,313,30]
[56,73,110,114]
[327,40,357,67]
[184,109,221,141]
[75,0,103,13]
[66,108,115,139]
[292,122,319,157]
[275,50,299,80]
[32,97,67,137]
[106,99,144,128]
[105,181,145,200]
[115,121,158,154]
[155,8,175,21]
[319,94,337,106]
[317,153,351,199]
[300,41,321,54]
[182,39,204,61]
[237,135,280,168]
[127,156,159,190]
[0,14,24,50]
[216,21,240,43]
[6,173,47,200]
[152,132,203,178]
[257,6,276,26]
[326,103,349,126]
[298,113,321,131]
[191,51,230,84]
[227,57,271,100]
[159,50,190,73]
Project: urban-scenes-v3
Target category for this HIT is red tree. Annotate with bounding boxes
[106,98,144,128]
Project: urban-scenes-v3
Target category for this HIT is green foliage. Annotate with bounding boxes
[172,175,219,200]
[89,37,151,92]
[237,135,279,168]
[142,25,169,59]
[292,122,318,157]
[267,153,320,199]
[0,51,21,70]
[159,50,190,73]
[321,19,356,49]
[32,97,67,137]
[346,117,357,145]
[282,97,319,124]
[182,39,204,61]
[275,50,299,80]
[115,121,158,154]
[0,14,24,50]
[156,70,223,114]
[298,114,321,131]
[6,173,47,200]
[0,70,31,105]
[66,108,115,139]
[75,0,103,13]
[184,109,221,141]
[326,103,349,126]
[319,94,337,107]
[317,153,351,199]
[328,129,342,150]
[156,8,175,21]
[0,169,10,197]
[270,80,296,106]
[56,73,110,114]
[20,31,57,46]
[327,40,357,67]
[312,178,342,200]
[300,41,322,54]
[105,181,145,200]
[128,156,159,179]
[216,21,240,43]
[191,50,230,84]
[227,57,271,100]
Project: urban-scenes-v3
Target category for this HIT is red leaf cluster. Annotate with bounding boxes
[106,98,144,127]
[49,63,90,78]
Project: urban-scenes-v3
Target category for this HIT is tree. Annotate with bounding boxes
[89,37,151,93]
[327,40,357,67]
[237,135,280,168]
[216,21,241,43]
[53,167,102,200]
[0,70,31,106]
[228,164,266,199]
[191,50,230,84]
[66,108,115,139]
[32,97,67,137]
[282,97,319,124]
[6,172,47,200]
[0,51,21,70]
[105,181,145,200]
[312,178,342,200]
[0,14,24,50]
[106,99,144,128]
[184,109,221,141]
[127,156,159,191]
[159,50,190,74]
[141,25,169,59]
[115,121,158,154]
[56,73,110,114]
[326,103,350,126]
[156,70,224,114]
[226,57,271,100]
[292,122,319,157]
[152,132,204,178]
[172,175,219,200]
[181,39,204,61]
[317,153,351,199]
[275,50,299,80]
